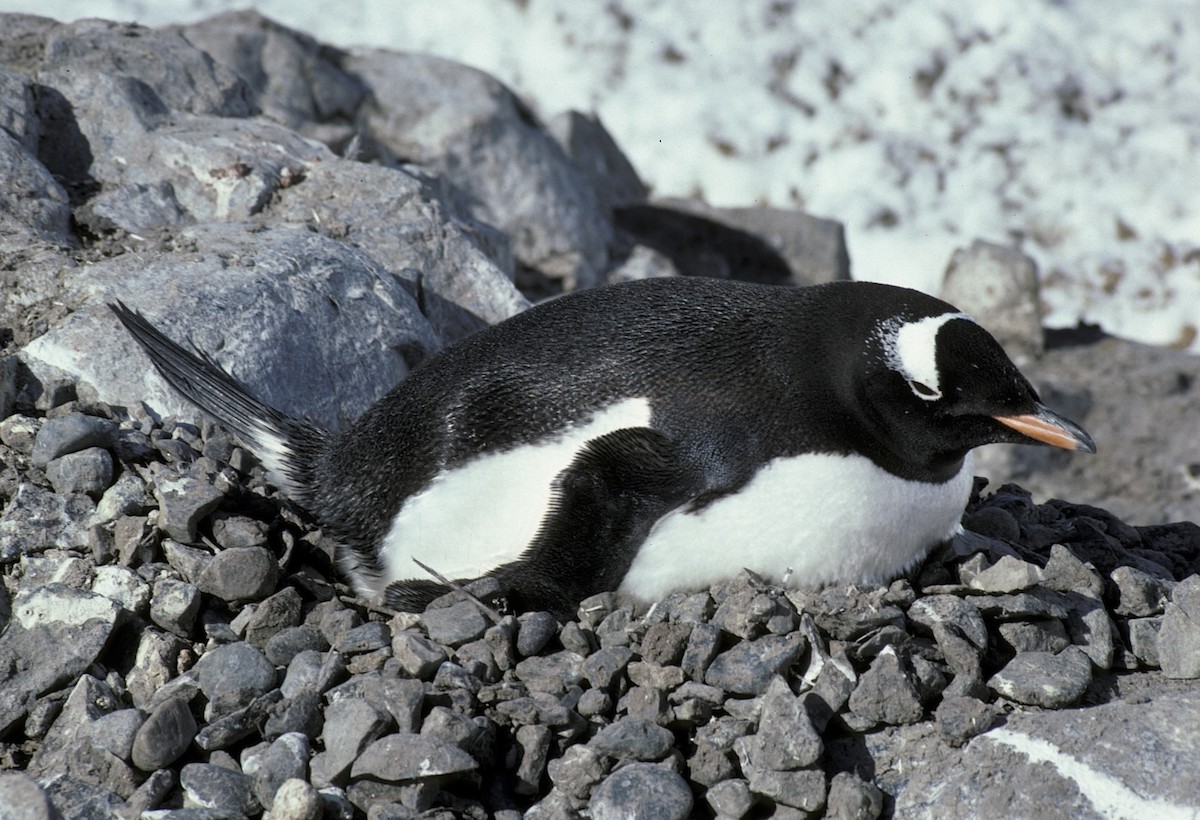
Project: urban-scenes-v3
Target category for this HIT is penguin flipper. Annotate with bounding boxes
[490,426,703,616]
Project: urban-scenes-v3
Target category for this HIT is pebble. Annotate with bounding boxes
[131,696,198,770]
[92,471,149,524]
[152,468,225,543]
[1158,575,1200,679]
[351,733,478,781]
[705,634,805,695]
[150,577,202,637]
[270,778,324,820]
[826,771,884,819]
[847,647,925,726]
[30,413,117,468]
[252,732,310,809]
[515,650,586,694]
[421,599,490,646]
[45,447,114,497]
[312,697,392,785]
[180,762,259,815]
[517,610,560,656]
[705,777,754,818]
[588,717,675,761]
[195,546,280,602]
[0,772,57,820]
[987,647,1094,707]
[193,641,278,717]
[244,586,304,648]
[589,762,694,820]
[391,630,450,679]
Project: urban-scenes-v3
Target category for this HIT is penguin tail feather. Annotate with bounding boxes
[108,300,328,501]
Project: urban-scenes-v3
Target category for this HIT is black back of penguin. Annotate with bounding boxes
[111,277,1094,616]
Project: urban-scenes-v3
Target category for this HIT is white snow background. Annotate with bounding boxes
[5,0,1199,351]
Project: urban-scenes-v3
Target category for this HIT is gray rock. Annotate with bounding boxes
[907,594,989,650]
[281,649,347,699]
[681,621,722,681]
[391,630,450,680]
[1041,543,1105,597]
[195,690,283,751]
[581,646,634,691]
[547,743,608,801]
[639,621,693,667]
[705,634,805,696]
[312,697,392,787]
[131,697,197,771]
[0,772,56,820]
[195,546,279,603]
[998,618,1072,654]
[150,577,202,638]
[589,762,693,820]
[750,676,823,770]
[88,708,145,760]
[934,695,1001,748]
[0,584,120,735]
[987,647,1094,707]
[516,611,560,657]
[152,466,225,544]
[1127,616,1162,667]
[642,197,849,287]
[941,239,1043,365]
[421,600,489,647]
[180,762,259,815]
[626,661,685,691]
[193,641,277,718]
[747,767,826,813]
[264,687,324,741]
[37,774,124,820]
[1110,566,1174,617]
[894,689,1200,817]
[252,732,309,810]
[825,771,884,820]
[705,777,754,818]
[21,223,440,433]
[0,483,94,561]
[334,620,391,655]
[265,625,328,667]
[1158,575,1200,679]
[588,717,674,761]
[515,724,553,795]
[349,50,612,286]
[351,733,478,781]
[270,778,324,820]
[90,564,151,615]
[966,554,1046,593]
[127,630,185,710]
[847,647,925,726]
[243,586,303,648]
[515,650,586,695]
[45,447,114,497]
[30,413,117,469]
[209,512,267,549]
[549,109,647,212]
[326,673,424,733]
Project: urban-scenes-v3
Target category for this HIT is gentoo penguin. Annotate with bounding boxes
[110,277,1095,615]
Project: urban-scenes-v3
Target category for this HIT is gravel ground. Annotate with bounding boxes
[1,385,1198,818]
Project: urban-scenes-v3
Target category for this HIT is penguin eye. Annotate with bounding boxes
[908,379,940,400]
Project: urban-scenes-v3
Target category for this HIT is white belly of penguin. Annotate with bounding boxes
[376,397,653,593]
[618,450,975,603]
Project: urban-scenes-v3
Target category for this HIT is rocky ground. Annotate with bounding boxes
[2,10,1199,820]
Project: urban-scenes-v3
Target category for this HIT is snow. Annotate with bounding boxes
[5,0,1199,350]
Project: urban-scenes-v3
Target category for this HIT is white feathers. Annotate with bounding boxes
[618,450,974,603]
[879,311,972,401]
[373,397,653,596]
[246,421,305,498]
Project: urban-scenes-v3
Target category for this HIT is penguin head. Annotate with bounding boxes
[848,285,1095,477]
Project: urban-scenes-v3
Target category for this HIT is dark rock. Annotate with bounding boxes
[30,414,117,468]
[87,707,145,760]
[1110,566,1174,617]
[935,696,1001,747]
[847,648,925,726]
[195,546,280,603]
[581,646,634,691]
[351,733,478,781]
[826,771,884,820]
[252,732,310,810]
[149,577,201,638]
[547,744,608,801]
[704,777,754,818]
[265,625,328,667]
[997,618,1071,654]
[281,648,347,698]
[45,447,113,497]
[515,724,553,795]
[392,630,450,680]
[208,511,268,549]
[987,647,1094,707]
[515,650,586,695]
[192,641,277,718]
[589,762,693,820]
[131,696,197,771]
[195,690,283,751]
[588,717,674,761]
[639,621,692,666]
[1158,575,1200,679]
[152,467,225,544]
[334,621,391,655]
[516,611,559,657]
[704,634,804,695]
[180,762,259,815]
[421,599,490,647]
[264,687,324,741]
[749,676,823,770]
[747,767,826,813]
[681,621,722,681]
[326,673,424,733]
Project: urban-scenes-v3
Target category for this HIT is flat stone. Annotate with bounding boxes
[153,469,225,543]
[515,650,586,695]
[88,708,145,760]
[966,554,1046,593]
[45,446,114,497]
[1158,575,1200,679]
[747,767,827,813]
[750,676,823,770]
[987,647,1093,707]
[265,625,328,667]
[547,744,607,800]
[705,777,753,818]
[391,630,450,680]
[998,619,1072,654]
[421,599,489,647]
[589,762,693,820]
[705,634,805,696]
[588,717,674,761]
[935,696,1001,748]
[180,762,258,815]
[351,733,478,781]
[907,594,989,650]
[30,413,117,468]
[0,772,56,820]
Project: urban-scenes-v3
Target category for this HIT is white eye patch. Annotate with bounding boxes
[879,312,973,401]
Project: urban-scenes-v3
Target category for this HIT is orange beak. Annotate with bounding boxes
[993,404,1096,453]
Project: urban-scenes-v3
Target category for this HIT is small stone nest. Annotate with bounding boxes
[0,391,1198,819]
